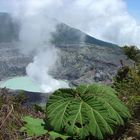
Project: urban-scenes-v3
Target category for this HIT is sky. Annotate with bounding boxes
[126,0,140,21]
[0,0,140,47]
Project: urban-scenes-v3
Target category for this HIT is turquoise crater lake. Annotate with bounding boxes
[0,76,43,92]
[0,76,69,93]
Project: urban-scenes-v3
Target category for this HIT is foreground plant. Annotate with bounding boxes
[46,84,131,139]
[20,116,47,137]
[21,116,70,140]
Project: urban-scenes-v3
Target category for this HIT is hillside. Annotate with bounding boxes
[51,44,132,85]
[0,13,18,42]
[0,13,117,47]
[51,23,118,47]
[0,13,133,84]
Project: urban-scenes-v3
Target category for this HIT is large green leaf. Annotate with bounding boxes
[49,131,70,140]
[20,116,47,137]
[21,116,70,139]
[46,84,131,139]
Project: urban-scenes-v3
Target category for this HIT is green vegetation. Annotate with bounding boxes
[46,84,130,139]
[18,84,131,140]
[113,66,140,110]
[21,116,70,139]
[0,83,132,139]
[113,45,140,111]
[111,45,140,139]
[123,45,140,63]
[20,116,47,137]
[0,90,26,139]
[1,45,140,140]
[0,89,46,140]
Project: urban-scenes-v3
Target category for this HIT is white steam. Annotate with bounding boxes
[26,47,69,93]
[18,5,69,93]
[20,17,54,52]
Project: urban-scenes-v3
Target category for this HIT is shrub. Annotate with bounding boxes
[113,66,140,110]
[46,84,131,139]
[122,45,139,62]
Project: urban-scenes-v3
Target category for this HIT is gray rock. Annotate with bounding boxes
[0,42,31,80]
[0,42,133,86]
[51,45,133,85]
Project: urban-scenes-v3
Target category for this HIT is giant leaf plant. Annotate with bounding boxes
[46,84,131,139]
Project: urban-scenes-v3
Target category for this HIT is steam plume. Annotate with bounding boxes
[18,4,69,92]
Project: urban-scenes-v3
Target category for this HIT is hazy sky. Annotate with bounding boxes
[0,0,140,46]
[0,0,140,20]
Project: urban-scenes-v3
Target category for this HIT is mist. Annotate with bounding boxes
[18,5,69,92]
[2,0,140,92]
[26,47,69,93]
[7,0,140,47]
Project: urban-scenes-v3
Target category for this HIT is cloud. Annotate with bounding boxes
[4,0,140,46]
[44,0,140,46]
[2,0,140,45]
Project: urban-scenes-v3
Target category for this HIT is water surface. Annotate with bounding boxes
[0,76,69,93]
[0,76,42,92]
